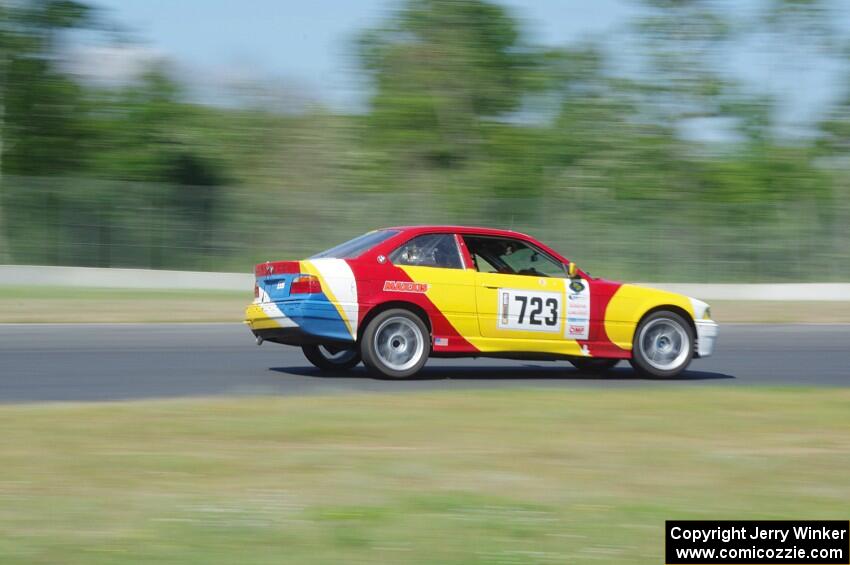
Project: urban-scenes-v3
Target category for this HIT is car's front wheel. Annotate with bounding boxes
[301,344,361,371]
[629,310,694,378]
[361,309,430,379]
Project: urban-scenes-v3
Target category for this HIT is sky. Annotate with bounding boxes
[85,0,638,109]
[85,0,848,130]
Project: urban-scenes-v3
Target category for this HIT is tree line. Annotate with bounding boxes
[0,0,848,278]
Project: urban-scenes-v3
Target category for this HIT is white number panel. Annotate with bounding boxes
[497,289,562,333]
[565,278,591,340]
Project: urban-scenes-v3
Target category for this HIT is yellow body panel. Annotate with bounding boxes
[398,267,588,355]
[469,335,585,356]
[244,303,290,330]
[397,265,478,338]
[471,273,583,355]
[604,284,695,351]
[474,272,566,340]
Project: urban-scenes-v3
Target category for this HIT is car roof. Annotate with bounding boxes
[383,225,533,239]
[364,225,570,265]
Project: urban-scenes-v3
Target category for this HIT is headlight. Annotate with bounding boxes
[703,307,712,320]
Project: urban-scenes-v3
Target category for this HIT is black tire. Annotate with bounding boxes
[301,344,361,371]
[569,358,619,373]
[360,308,430,379]
[629,310,694,378]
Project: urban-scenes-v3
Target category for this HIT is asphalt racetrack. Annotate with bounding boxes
[1,323,848,403]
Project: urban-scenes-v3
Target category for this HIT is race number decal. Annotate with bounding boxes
[565,278,590,340]
[497,289,561,333]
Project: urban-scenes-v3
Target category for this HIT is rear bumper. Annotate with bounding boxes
[249,325,351,347]
[695,319,718,358]
[245,301,354,346]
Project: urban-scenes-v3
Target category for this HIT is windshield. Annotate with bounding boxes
[310,230,400,259]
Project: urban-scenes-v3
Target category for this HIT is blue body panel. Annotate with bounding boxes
[257,273,353,343]
[279,297,353,342]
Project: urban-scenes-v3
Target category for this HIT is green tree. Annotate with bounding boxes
[0,0,94,262]
[78,67,229,267]
[358,0,541,170]
[1,0,93,175]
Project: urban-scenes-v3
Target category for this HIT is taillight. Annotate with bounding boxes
[254,283,259,299]
[290,274,321,294]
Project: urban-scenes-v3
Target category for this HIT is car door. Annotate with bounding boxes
[387,233,478,342]
[463,234,587,355]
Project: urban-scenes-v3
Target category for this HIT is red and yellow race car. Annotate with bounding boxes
[245,226,718,379]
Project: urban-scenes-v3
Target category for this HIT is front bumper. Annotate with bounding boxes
[695,319,719,358]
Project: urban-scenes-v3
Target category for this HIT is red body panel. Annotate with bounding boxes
[346,253,477,354]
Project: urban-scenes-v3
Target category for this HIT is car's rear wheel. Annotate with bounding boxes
[301,344,361,371]
[629,310,694,378]
[361,309,429,379]
[569,358,619,373]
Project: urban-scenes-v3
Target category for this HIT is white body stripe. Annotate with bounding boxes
[688,297,709,320]
[307,258,359,339]
[259,301,297,328]
[254,285,297,327]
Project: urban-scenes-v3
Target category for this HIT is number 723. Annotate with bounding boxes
[498,289,561,332]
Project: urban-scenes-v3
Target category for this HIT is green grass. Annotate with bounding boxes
[0,389,848,564]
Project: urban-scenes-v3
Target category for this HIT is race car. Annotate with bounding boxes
[245,226,718,379]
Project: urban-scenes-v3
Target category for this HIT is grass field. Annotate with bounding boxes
[1,389,847,564]
[0,286,247,323]
[2,286,850,323]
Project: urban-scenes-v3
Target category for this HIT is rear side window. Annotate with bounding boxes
[311,230,400,259]
[390,234,463,269]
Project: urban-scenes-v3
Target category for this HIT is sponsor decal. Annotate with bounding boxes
[568,303,589,314]
[276,281,286,290]
[566,278,591,340]
[383,280,429,293]
[434,337,449,347]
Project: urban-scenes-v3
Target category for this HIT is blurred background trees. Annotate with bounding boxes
[0,0,848,279]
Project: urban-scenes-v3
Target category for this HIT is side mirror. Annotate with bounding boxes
[566,261,578,278]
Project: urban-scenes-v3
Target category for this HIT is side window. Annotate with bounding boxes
[463,236,566,278]
[390,234,464,269]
